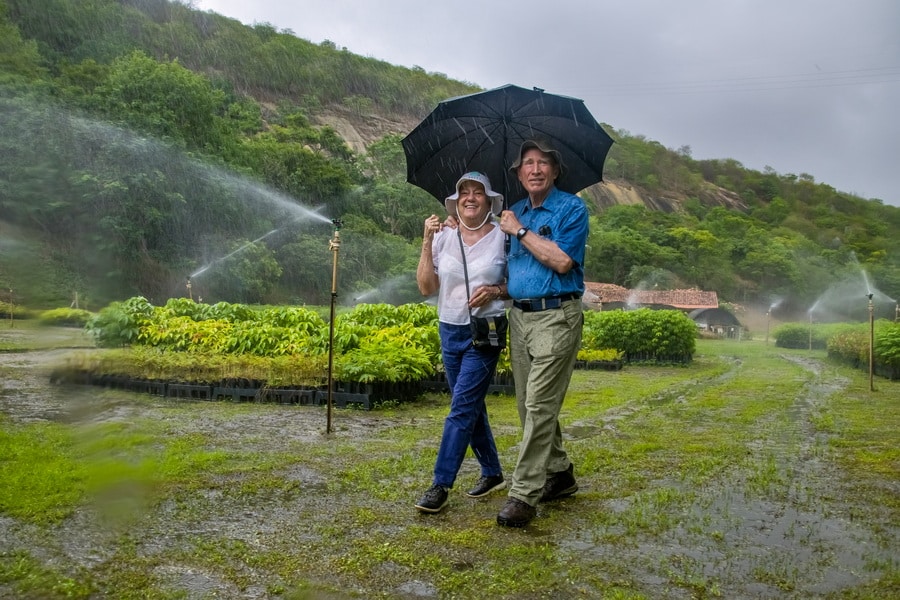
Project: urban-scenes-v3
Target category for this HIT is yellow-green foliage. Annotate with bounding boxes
[0,301,39,320]
[84,299,445,383]
[825,323,869,366]
[84,298,700,383]
[38,307,94,327]
[66,347,328,386]
[577,348,625,362]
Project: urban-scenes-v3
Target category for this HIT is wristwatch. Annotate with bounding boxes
[516,227,529,241]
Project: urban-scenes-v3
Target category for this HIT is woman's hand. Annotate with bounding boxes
[470,284,504,308]
[423,214,443,241]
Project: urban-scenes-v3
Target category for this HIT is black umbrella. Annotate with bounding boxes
[402,84,614,207]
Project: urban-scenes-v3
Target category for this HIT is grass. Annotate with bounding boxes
[0,330,897,598]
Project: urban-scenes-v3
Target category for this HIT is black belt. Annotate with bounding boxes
[512,293,581,312]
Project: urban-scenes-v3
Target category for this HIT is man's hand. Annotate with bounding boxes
[499,210,522,236]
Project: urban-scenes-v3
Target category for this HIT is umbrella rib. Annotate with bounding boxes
[404,85,613,201]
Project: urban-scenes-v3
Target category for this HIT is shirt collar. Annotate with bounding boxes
[522,186,561,213]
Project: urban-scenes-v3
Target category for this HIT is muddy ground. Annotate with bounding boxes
[0,330,897,599]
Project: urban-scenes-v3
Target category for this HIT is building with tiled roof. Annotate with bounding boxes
[583,282,745,337]
[583,282,719,311]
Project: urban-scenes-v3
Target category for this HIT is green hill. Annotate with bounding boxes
[1,0,898,322]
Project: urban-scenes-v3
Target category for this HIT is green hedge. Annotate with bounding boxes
[775,319,900,378]
[582,308,696,363]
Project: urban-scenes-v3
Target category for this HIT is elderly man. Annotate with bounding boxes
[495,138,587,527]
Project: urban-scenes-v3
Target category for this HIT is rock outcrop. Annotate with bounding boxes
[312,106,749,214]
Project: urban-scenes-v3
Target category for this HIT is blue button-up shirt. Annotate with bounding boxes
[506,186,588,300]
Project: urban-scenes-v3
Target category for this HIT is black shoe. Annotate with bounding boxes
[540,462,578,502]
[465,475,506,498]
[415,484,449,513]
[496,497,537,527]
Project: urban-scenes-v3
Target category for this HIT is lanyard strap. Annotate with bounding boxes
[457,230,474,321]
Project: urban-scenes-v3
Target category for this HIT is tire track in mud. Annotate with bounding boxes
[559,352,892,599]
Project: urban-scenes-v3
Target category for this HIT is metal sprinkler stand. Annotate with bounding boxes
[326,219,343,434]
[867,293,875,392]
[186,277,193,301]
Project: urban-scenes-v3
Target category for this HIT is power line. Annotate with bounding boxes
[574,66,900,97]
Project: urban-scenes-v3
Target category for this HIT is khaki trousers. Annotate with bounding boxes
[508,299,583,505]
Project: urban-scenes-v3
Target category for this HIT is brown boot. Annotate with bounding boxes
[496,497,537,527]
[540,462,578,502]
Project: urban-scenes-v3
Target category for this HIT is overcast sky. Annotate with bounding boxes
[197,0,900,206]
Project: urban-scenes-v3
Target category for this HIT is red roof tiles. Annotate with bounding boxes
[583,282,718,310]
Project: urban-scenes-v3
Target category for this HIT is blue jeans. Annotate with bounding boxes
[432,322,503,488]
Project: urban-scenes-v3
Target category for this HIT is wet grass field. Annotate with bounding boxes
[0,323,897,599]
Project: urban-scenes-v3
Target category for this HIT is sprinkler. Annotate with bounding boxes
[186,276,193,301]
[808,311,813,351]
[765,310,770,346]
[867,293,874,392]
[326,219,343,434]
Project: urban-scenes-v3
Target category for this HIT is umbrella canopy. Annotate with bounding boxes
[402,84,614,208]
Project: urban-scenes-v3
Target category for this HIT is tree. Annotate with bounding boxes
[97,50,228,151]
[586,224,677,285]
[0,19,46,81]
[202,240,282,304]
[665,227,733,292]
[737,234,801,297]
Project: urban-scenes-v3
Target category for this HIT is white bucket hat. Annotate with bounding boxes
[444,171,504,216]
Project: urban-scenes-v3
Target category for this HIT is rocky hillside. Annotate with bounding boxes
[312,106,749,214]
[586,180,749,213]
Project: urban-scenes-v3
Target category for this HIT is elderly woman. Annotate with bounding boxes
[414,171,509,513]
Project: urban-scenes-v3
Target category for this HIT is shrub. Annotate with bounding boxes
[582,309,696,363]
[773,323,824,349]
[576,348,624,362]
[38,307,94,327]
[0,301,39,320]
[874,320,900,370]
[826,323,868,367]
[85,296,154,347]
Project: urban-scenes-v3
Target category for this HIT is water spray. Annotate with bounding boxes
[326,218,343,435]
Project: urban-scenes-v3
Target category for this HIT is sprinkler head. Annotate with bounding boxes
[866,293,874,300]
[331,218,343,230]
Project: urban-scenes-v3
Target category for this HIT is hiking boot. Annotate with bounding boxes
[415,484,449,513]
[465,475,506,498]
[496,497,537,527]
[540,462,578,502]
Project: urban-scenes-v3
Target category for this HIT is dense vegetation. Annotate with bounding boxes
[66,297,691,386]
[2,0,899,322]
